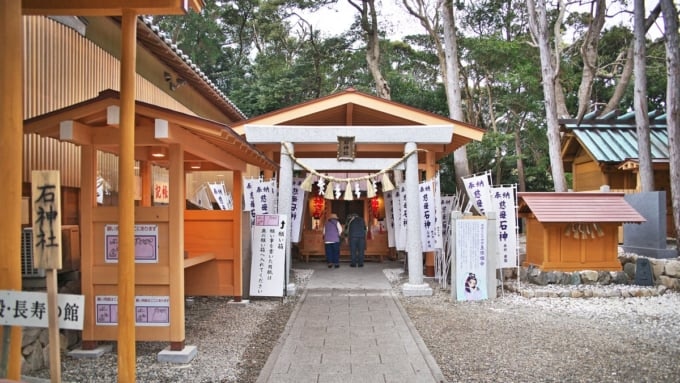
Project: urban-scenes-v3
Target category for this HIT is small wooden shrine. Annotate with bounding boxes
[518,192,645,271]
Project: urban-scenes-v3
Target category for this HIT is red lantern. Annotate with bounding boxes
[311,195,325,219]
[370,196,381,219]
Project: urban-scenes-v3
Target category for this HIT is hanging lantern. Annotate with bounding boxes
[370,197,380,219]
[310,195,325,218]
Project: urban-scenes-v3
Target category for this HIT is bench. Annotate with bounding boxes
[183,253,216,269]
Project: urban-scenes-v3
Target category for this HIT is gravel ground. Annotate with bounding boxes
[28,266,680,383]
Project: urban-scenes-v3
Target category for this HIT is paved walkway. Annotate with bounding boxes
[256,261,445,383]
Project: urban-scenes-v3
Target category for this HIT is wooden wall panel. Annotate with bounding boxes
[21,16,198,188]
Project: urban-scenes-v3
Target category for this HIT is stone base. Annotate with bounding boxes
[286,283,296,296]
[622,246,677,259]
[157,345,198,364]
[402,283,433,297]
[228,299,250,305]
[67,344,112,359]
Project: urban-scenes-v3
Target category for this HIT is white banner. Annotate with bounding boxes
[419,179,437,251]
[208,182,233,210]
[433,174,443,250]
[191,185,213,210]
[250,214,287,297]
[462,172,492,216]
[0,290,84,330]
[243,178,278,222]
[395,184,408,251]
[491,185,518,268]
[290,178,305,243]
[384,190,395,248]
[455,219,488,301]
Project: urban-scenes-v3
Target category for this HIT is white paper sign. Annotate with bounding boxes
[0,290,84,330]
[384,191,395,248]
[455,219,488,301]
[290,178,304,243]
[250,214,287,297]
[95,295,170,326]
[419,179,438,251]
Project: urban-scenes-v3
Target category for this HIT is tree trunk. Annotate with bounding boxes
[634,0,655,192]
[515,114,527,192]
[349,0,391,100]
[601,4,661,115]
[660,0,680,254]
[575,0,606,122]
[441,0,471,189]
[527,0,567,192]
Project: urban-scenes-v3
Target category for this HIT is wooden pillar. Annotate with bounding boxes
[140,161,152,207]
[233,172,243,301]
[80,145,97,347]
[117,10,137,383]
[0,0,23,378]
[424,151,436,277]
[168,144,185,350]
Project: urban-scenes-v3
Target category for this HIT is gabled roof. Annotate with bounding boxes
[230,88,485,157]
[560,110,669,164]
[517,192,645,223]
[23,89,277,172]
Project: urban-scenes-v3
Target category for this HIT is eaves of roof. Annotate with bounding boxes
[517,192,645,223]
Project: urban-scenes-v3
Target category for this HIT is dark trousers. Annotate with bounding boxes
[325,242,340,265]
[349,236,366,266]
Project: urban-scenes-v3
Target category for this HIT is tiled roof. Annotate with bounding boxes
[560,111,669,163]
[517,192,645,223]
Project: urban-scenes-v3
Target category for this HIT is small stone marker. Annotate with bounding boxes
[634,258,654,286]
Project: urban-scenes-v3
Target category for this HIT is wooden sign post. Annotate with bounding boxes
[31,170,62,383]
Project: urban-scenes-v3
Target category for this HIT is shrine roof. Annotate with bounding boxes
[517,192,645,223]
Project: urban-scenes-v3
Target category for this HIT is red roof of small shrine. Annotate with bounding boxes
[517,192,645,223]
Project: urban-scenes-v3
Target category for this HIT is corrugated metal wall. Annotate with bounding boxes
[22,16,194,187]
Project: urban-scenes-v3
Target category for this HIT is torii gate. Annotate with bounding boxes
[245,125,455,297]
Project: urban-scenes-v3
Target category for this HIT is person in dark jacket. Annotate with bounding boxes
[323,213,342,268]
[346,213,367,267]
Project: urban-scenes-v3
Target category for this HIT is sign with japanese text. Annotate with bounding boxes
[462,172,493,216]
[250,214,287,297]
[104,224,159,263]
[208,182,233,210]
[0,290,84,330]
[31,170,62,270]
[490,185,518,268]
[395,184,408,251]
[153,180,169,204]
[290,178,304,243]
[383,190,395,247]
[95,295,170,326]
[454,219,488,301]
[419,179,441,251]
[243,178,278,222]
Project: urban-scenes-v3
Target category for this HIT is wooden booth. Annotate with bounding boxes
[24,90,276,349]
[518,192,645,271]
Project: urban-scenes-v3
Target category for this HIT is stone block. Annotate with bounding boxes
[664,260,680,278]
[157,345,198,364]
[649,258,666,278]
[580,270,599,283]
[623,192,667,250]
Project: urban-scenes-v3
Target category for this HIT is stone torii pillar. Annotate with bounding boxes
[402,142,432,296]
[279,142,295,295]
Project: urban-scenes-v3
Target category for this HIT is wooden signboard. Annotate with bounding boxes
[31,170,62,270]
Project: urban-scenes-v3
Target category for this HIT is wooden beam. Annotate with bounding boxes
[22,0,198,16]
[157,123,247,171]
[60,120,93,144]
[245,125,454,144]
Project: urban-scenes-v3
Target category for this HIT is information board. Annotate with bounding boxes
[250,214,287,297]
